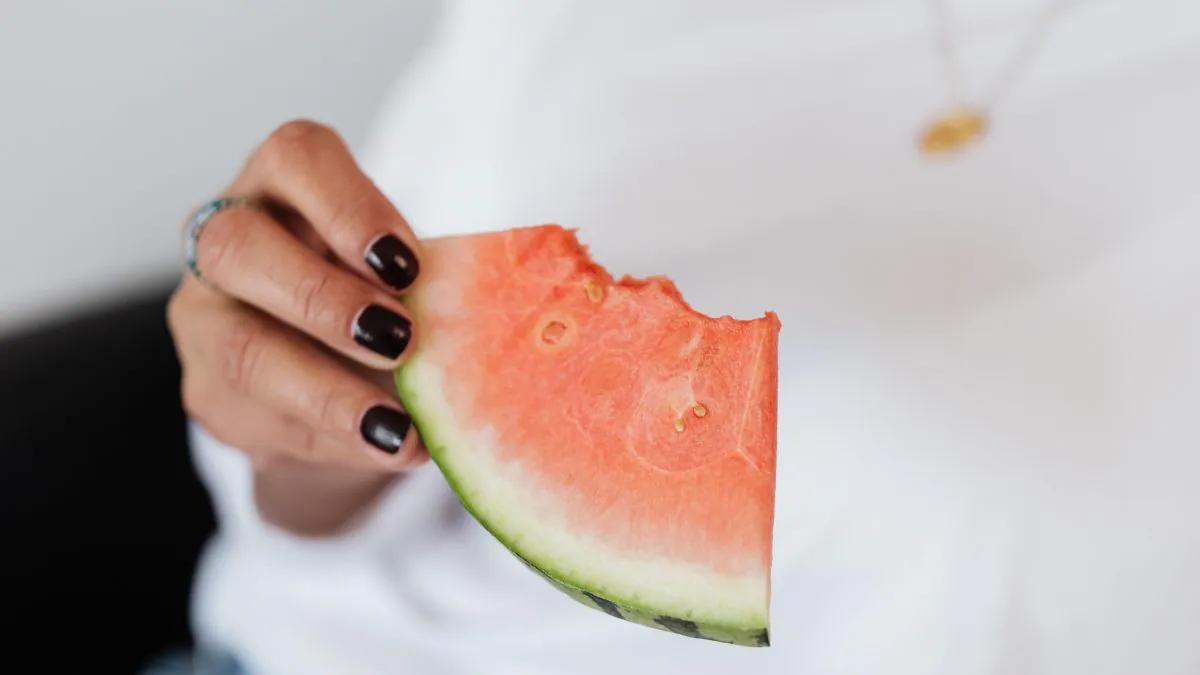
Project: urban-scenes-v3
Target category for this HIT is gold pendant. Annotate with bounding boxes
[919,108,988,155]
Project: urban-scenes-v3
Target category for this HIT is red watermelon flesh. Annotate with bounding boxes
[395,225,779,646]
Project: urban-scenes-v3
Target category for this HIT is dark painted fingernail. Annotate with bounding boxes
[361,405,411,454]
[366,234,420,291]
[353,304,412,359]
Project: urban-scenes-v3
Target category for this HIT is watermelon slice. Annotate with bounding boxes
[394,226,779,647]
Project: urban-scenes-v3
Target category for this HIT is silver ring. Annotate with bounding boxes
[183,196,257,282]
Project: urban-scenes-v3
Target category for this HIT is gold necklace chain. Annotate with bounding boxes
[919,0,1068,155]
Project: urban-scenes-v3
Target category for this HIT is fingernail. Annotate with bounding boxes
[353,304,412,359]
[360,405,412,454]
[366,234,420,291]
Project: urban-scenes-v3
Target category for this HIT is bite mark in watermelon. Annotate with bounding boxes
[394,225,779,647]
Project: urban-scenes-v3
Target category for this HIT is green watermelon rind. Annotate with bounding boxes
[395,359,770,648]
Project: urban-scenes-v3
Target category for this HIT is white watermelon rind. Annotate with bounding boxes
[395,356,770,648]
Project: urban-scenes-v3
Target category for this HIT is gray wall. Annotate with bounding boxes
[0,1,437,334]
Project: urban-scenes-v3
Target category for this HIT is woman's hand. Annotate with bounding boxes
[168,120,428,534]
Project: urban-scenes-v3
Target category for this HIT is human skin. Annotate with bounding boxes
[168,120,428,536]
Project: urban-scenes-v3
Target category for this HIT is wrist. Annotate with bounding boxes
[252,458,399,537]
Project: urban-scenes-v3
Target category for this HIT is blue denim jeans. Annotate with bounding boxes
[141,647,248,675]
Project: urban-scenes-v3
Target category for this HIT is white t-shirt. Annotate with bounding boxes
[190,2,1200,673]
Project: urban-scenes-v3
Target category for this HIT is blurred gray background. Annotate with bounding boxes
[0,0,437,335]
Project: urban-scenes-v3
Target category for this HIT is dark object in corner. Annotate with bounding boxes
[0,286,216,672]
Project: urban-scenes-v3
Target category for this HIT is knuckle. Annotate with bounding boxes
[165,290,187,338]
[278,422,326,463]
[179,376,220,432]
[222,315,267,389]
[292,267,338,328]
[179,376,204,418]
[259,119,338,168]
[208,425,251,457]
[326,189,375,241]
[291,425,320,460]
[165,282,206,341]
[273,118,334,143]
[326,189,404,256]
[311,385,364,436]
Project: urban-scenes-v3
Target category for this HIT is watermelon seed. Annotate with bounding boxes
[585,280,604,303]
[673,418,686,432]
[692,404,708,418]
[541,320,568,345]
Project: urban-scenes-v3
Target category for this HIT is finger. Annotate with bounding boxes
[184,377,428,472]
[195,204,416,369]
[234,120,422,293]
[185,301,423,469]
